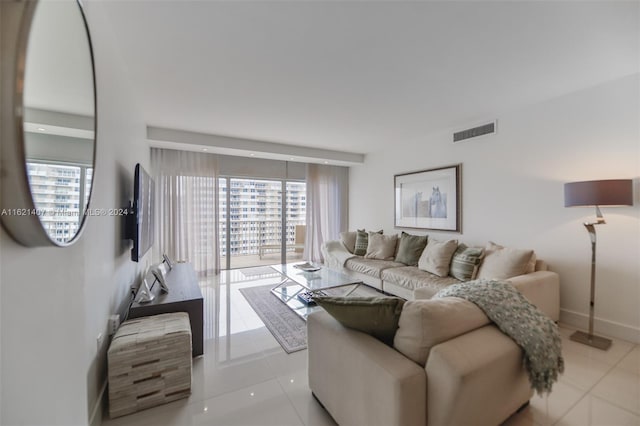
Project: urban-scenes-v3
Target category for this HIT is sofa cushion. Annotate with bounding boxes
[314,296,405,346]
[417,238,458,277]
[340,231,357,254]
[345,258,406,279]
[476,241,535,280]
[393,297,490,366]
[449,244,485,281]
[365,233,398,260]
[381,266,459,293]
[394,232,428,266]
[354,229,382,256]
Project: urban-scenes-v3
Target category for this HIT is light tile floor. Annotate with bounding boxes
[104,268,640,426]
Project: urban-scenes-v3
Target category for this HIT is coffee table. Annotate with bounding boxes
[270,263,362,320]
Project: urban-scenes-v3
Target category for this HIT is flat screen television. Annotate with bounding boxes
[128,163,155,262]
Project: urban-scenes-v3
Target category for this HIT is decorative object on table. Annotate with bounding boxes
[394,164,461,232]
[162,253,174,270]
[293,262,321,272]
[564,179,633,350]
[108,312,192,418]
[150,263,169,293]
[297,290,327,306]
[136,278,155,304]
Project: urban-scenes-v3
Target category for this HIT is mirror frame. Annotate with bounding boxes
[0,0,97,247]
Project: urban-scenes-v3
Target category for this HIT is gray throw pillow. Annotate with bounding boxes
[395,232,428,266]
[315,296,406,346]
[449,244,485,281]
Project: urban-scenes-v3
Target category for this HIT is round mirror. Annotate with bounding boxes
[0,0,96,246]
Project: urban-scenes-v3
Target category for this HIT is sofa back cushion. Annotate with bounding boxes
[393,298,490,366]
[340,231,357,254]
[476,241,535,280]
[354,229,382,256]
[394,232,428,266]
[365,233,398,260]
[417,238,458,277]
[449,244,485,281]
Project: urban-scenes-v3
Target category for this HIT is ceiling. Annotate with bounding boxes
[100,1,639,156]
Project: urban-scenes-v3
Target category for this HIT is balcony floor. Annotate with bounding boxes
[220,251,304,269]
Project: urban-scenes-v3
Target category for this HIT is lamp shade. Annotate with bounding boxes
[564,179,633,207]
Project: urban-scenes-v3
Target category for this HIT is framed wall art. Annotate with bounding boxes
[394,164,461,232]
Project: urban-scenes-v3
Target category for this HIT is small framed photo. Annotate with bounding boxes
[162,253,174,270]
[394,164,461,232]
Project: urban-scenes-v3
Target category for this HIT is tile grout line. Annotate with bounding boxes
[552,341,639,425]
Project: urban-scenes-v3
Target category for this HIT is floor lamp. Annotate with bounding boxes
[564,179,633,350]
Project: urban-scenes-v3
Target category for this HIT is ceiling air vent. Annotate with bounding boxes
[453,121,496,142]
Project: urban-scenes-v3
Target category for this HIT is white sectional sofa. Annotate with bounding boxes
[321,238,560,321]
[311,234,562,425]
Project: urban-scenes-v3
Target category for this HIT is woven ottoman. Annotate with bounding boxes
[108,312,192,418]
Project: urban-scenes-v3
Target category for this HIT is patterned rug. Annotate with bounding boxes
[239,284,307,353]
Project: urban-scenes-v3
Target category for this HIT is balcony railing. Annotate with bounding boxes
[219,219,305,257]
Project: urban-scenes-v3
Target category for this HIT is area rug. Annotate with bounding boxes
[240,266,281,278]
[239,284,307,353]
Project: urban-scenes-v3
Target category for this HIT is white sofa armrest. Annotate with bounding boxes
[508,270,560,322]
[425,325,533,426]
[308,311,426,426]
[321,240,355,269]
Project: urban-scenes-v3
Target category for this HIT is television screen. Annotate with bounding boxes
[131,163,155,262]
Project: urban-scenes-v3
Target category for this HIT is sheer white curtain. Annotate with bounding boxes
[151,148,220,276]
[304,164,349,262]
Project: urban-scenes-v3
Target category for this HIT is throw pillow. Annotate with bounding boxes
[394,232,428,266]
[365,233,398,260]
[353,229,382,256]
[449,244,485,281]
[417,238,458,277]
[393,298,490,366]
[476,241,535,280]
[315,296,406,346]
[340,231,357,254]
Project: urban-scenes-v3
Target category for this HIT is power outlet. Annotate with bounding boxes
[108,314,121,335]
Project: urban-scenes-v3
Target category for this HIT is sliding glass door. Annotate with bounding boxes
[218,177,306,269]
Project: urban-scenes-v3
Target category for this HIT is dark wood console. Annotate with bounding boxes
[128,262,204,357]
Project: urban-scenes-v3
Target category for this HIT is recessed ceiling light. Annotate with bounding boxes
[289,157,294,161]
[37,127,46,132]
[250,153,255,157]
[202,148,208,152]
[323,161,329,164]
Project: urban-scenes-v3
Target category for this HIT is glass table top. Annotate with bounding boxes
[270,263,361,291]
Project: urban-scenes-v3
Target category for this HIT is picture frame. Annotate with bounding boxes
[150,263,170,294]
[394,164,461,232]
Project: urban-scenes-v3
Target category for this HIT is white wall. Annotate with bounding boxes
[350,74,640,341]
[0,1,150,424]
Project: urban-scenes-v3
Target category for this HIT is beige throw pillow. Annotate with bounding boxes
[365,233,398,260]
[393,298,490,366]
[417,238,458,277]
[476,241,535,280]
[340,231,357,254]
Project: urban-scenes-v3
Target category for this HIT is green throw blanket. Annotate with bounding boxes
[435,279,564,395]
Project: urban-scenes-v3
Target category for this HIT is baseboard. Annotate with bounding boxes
[560,308,640,344]
[89,380,108,426]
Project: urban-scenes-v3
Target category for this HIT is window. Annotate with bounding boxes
[27,162,93,244]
